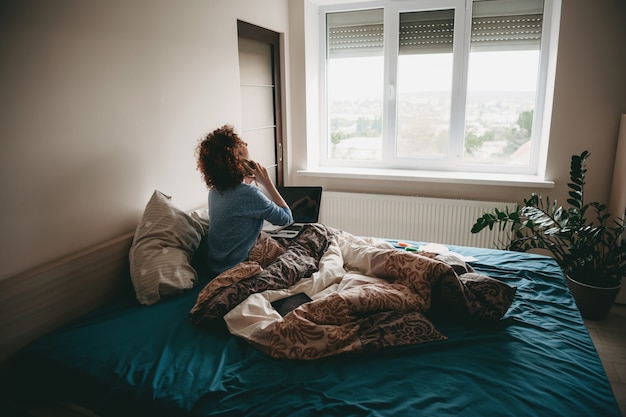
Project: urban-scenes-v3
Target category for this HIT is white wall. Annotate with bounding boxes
[1,0,626,282]
[0,0,291,280]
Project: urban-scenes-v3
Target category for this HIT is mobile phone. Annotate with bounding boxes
[245,159,256,170]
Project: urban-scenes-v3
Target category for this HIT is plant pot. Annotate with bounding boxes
[566,275,621,320]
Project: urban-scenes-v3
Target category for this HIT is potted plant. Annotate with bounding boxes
[471,151,625,320]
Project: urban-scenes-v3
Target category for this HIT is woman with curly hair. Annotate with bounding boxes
[196,125,292,276]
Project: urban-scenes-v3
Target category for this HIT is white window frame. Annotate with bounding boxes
[309,0,560,182]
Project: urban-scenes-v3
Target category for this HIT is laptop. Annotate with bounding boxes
[263,186,323,238]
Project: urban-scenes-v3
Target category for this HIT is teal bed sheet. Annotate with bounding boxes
[5,243,621,417]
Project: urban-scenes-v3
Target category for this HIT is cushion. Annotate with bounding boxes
[129,190,209,305]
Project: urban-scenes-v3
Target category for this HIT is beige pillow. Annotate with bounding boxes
[129,190,209,305]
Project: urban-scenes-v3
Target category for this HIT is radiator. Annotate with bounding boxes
[318,192,516,249]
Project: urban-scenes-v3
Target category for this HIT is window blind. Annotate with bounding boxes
[327,9,384,58]
[399,10,454,55]
[471,0,543,51]
[471,15,542,51]
[327,0,543,58]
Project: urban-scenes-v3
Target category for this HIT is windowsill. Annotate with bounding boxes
[297,167,554,188]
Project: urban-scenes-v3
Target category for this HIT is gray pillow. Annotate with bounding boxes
[129,190,208,305]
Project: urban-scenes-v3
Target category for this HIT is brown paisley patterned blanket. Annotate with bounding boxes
[190,224,516,360]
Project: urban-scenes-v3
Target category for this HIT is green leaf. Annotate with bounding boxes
[568,182,582,192]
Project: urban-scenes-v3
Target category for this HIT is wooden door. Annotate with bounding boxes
[237,21,284,186]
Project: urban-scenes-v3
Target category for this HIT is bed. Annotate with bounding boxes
[0,192,621,417]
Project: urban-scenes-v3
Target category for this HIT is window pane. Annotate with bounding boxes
[463,51,539,166]
[327,10,384,161]
[396,10,454,159]
[463,0,543,166]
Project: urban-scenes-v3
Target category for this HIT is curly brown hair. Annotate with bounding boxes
[195,125,249,191]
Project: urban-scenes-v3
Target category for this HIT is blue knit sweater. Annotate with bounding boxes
[206,183,292,276]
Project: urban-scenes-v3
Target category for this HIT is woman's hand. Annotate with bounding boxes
[246,160,288,208]
[247,160,272,189]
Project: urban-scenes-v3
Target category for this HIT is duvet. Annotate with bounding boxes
[190,224,516,360]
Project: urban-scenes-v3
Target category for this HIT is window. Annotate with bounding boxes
[320,0,555,176]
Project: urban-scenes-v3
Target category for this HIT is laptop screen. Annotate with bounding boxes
[277,186,323,223]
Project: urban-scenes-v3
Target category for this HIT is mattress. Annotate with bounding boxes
[4,240,621,417]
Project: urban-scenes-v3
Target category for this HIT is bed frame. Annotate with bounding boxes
[0,231,135,365]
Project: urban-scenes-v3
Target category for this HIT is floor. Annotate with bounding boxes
[584,303,626,416]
